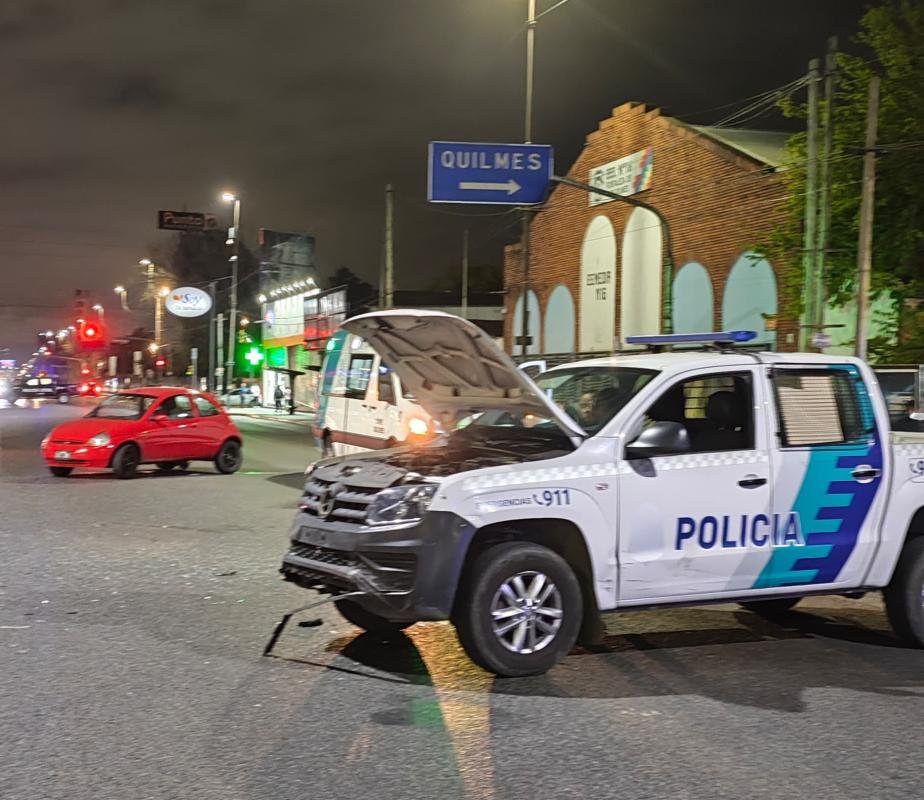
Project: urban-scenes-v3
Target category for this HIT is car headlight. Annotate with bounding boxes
[87,432,111,447]
[366,483,439,526]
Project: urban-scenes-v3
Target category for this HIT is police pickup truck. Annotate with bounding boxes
[280,310,924,677]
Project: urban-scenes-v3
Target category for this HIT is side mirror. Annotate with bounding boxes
[625,421,691,460]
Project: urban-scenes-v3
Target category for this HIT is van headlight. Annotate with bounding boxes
[87,432,110,447]
[366,483,438,526]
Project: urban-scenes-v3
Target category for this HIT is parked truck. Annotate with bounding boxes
[281,311,924,676]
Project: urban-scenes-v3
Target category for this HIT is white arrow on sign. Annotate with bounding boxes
[459,179,521,195]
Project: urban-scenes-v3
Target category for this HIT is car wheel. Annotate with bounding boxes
[738,597,801,616]
[49,466,72,477]
[453,542,582,677]
[214,439,242,474]
[111,443,140,479]
[883,537,924,647]
[57,392,70,404]
[334,599,412,637]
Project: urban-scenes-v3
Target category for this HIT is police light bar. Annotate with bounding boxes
[625,330,757,346]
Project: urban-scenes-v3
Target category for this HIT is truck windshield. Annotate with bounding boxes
[534,366,659,434]
[87,394,154,420]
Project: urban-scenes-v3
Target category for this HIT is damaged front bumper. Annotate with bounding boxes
[280,510,476,622]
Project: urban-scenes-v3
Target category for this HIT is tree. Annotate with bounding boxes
[776,1,924,359]
[325,266,376,313]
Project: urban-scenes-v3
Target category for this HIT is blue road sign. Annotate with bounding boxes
[428,141,553,205]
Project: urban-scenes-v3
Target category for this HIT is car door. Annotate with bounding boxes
[754,363,887,591]
[192,395,227,457]
[617,366,773,603]
[143,394,197,461]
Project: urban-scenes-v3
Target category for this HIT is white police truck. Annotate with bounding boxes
[280,310,924,677]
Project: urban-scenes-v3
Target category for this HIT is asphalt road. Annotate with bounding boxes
[1,400,923,800]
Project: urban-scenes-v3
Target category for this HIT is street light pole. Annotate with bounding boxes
[222,192,241,393]
[519,0,536,357]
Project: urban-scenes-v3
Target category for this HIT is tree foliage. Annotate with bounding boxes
[778,0,924,358]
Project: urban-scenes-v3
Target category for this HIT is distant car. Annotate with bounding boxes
[41,387,243,478]
[219,386,261,407]
[77,380,102,397]
[12,376,74,403]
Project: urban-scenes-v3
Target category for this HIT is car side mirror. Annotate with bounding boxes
[625,421,691,459]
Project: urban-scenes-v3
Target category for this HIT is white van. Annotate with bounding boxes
[312,329,433,457]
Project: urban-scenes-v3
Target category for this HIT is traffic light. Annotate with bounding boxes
[77,319,106,349]
[154,355,166,369]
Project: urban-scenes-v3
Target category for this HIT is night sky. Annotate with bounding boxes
[0,0,869,359]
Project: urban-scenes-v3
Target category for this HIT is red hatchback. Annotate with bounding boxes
[41,387,243,478]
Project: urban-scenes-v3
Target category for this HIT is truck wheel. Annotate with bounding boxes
[111,444,139,479]
[214,440,242,474]
[739,597,801,616]
[883,537,924,647]
[454,542,582,677]
[334,599,412,637]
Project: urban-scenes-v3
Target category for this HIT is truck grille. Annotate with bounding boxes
[283,543,416,593]
[299,476,378,524]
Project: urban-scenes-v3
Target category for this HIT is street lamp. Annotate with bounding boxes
[154,285,171,347]
[113,285,129,311]
[221,190,242,393]
[92,303,104,321]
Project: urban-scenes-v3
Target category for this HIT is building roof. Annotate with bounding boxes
[688,125,791,168]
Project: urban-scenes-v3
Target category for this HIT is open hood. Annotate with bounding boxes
[342,310,585,439]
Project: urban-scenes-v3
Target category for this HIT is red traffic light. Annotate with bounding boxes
[77,320,106,349]
[154,355,166,368]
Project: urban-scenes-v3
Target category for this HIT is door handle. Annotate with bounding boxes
[851,465,881,483]
[738,474,767,489]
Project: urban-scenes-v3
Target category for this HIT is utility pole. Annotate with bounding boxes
[216,313,225,391]
[461,228,469,319]
[801,58,822,350]
[814,38,838,339]
[224,195,241,393]
[207,280,216,392]
[384,184,395,308]
[855,76,881,361]
[520,0,537,357]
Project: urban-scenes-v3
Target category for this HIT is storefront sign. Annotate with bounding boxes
[588,147,654,206]
[165,287,212,318]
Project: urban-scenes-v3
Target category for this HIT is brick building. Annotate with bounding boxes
[504,102,797,357]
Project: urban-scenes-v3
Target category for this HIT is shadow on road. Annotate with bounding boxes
[266,472,306,490]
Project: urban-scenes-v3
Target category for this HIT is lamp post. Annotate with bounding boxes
[519,0,537,357]
[113,286,129,311]
[221,191,242,393]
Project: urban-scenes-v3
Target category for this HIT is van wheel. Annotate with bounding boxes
[883,537,924,647]
[453,542,582,677]
[215,440,242,474]
[111,444,139,479]
[334,599,412,638]
[739,597,801,616]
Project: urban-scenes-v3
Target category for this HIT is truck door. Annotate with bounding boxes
[617,366,773,602]
[754,364,886,591]
[343,350,380,451]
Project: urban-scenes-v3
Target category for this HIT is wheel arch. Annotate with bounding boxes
[107,440,141,467]
[456,517,602,643]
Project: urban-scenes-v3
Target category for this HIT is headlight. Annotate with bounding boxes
[366,483,438,526]
[407,417,429,436]
[87,432,111,447]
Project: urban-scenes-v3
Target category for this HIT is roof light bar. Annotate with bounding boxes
[625,330,757,346]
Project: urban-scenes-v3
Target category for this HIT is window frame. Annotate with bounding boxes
[771,366,869,449]
[194,396,221,417]
[345,354,375,398]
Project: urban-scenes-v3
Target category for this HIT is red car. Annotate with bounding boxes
[41,387,243,478]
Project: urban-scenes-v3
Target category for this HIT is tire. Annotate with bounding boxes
[883,536,924,647]
[739,597,801,616]
[57,392,70,404]
[111,443,140,479]
[49,466,72,477]
[453,542,583,677]
[334,599,412,637]
[214,439,242,474]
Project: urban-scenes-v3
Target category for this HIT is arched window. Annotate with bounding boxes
[620,207,662,346]
[544,285,576,354]
[579,215,616,352]
[511,289,541,355]
[722,252,777,347]
[672,261,714,333]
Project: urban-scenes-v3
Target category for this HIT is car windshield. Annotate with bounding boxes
[534,366,659,434]
[87,393,154,420]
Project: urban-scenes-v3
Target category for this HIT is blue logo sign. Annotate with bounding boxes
[428,141,553,205]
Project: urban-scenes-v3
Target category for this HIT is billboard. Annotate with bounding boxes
[304,286,347,351]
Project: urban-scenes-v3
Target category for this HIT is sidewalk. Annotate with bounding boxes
[225,404,315,422]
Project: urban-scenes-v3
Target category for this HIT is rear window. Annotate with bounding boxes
[773,369,866,446]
